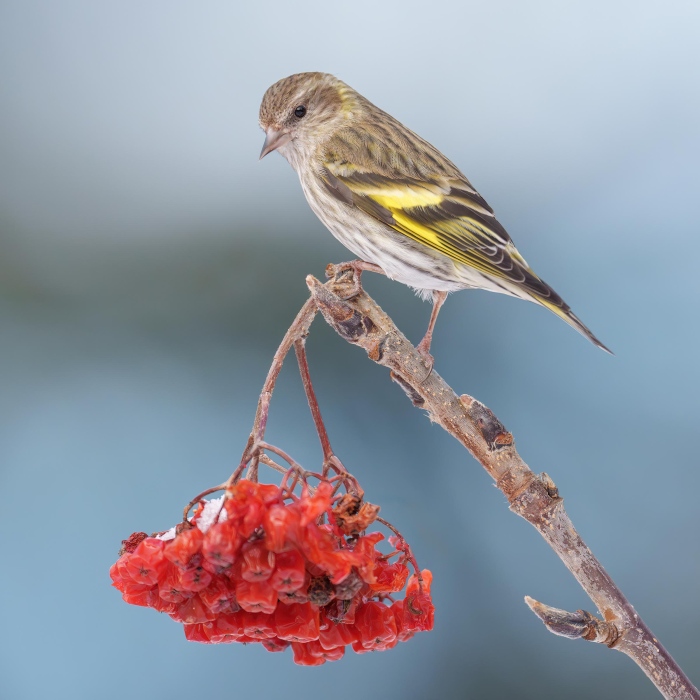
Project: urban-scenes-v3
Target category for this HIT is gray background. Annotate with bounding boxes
[1,1,699,698]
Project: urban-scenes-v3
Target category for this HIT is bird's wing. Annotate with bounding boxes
[320,135,563,304]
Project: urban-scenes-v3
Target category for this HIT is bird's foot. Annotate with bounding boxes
[415,336,435,383]
[413,290,446,382]
[325,260,385,300]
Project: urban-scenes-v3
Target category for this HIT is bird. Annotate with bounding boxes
[258,72,611,362]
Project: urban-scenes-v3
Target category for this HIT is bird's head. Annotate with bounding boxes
[259,72,354,165]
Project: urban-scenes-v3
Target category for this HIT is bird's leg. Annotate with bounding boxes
[416,291,448,376]
[325,260,386,300]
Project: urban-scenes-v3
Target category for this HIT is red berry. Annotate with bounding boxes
[382,636,400,650]
[164,527,203,569]
[158,567,193,603]
[308,639,345,662]
[198,576,238,614]
[109,558,128,590]
[277,588,309,606]
[390,600,415,642]
[207,612,246,642]
[406,569,432,595]
[299,482,333,527]
[122,585,159,608]
[124,538,166,586]
[301,527,352,584]
[183,623,211,643]
[173,594,216,624]
[291,641,326,666]
[256,482,282,505]
[150,595,178,615]
[225,481,268,538]
[202,521,241,570]
[263,504,296,553]
[242,611,277,640]
[262,637,290,652]
[403,591,434,632]
[355,601,397,650]
[351,532,384,583]
[319,621,360,650]
[240,541,275,582]
[403,569,434,632]
[179,566,212,592]
[370,561,409,594]
[234,578,278,614]
[350,639,372,655]
[274,602,320,643]
[269,549,306,592]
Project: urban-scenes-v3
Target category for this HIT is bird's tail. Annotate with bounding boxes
[536,296,613,355]
[493,253,613,354]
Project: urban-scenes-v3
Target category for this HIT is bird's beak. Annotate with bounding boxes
[259,128,292,159]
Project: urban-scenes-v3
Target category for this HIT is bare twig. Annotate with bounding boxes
[304,265,698,700]
[233,298,317,485]
[256,440,306,473]
[257,453,289,476]
[294,338,334,464]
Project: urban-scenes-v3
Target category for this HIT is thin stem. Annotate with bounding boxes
[256,440,306,472]
[239,298,318,466]
[294,338,333,462]
[324,454,362,496]
[182,485,226,523]
[258,453,289,476]
[278,464,307,500]
[376,515,423,590]
[245,460,259,482]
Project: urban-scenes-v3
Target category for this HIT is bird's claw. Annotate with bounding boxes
[415,340,435,383]
[325,260,385,301]
[326,262,363,300]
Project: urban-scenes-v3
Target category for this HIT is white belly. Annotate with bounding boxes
[299,169,529,302]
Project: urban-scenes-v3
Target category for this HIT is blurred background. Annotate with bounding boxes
[1,1,699,698]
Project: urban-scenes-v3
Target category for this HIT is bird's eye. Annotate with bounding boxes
[294,105,307,119]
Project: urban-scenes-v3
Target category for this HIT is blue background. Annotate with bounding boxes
[1,1,699,698]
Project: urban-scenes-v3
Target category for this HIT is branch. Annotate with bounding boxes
[294,338,334,465]
[306,266,698,700]
[232,298,317,484]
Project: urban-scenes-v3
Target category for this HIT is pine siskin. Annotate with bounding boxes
[259,72,611,358]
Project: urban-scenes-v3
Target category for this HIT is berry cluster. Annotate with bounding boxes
[110,479,433,665]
